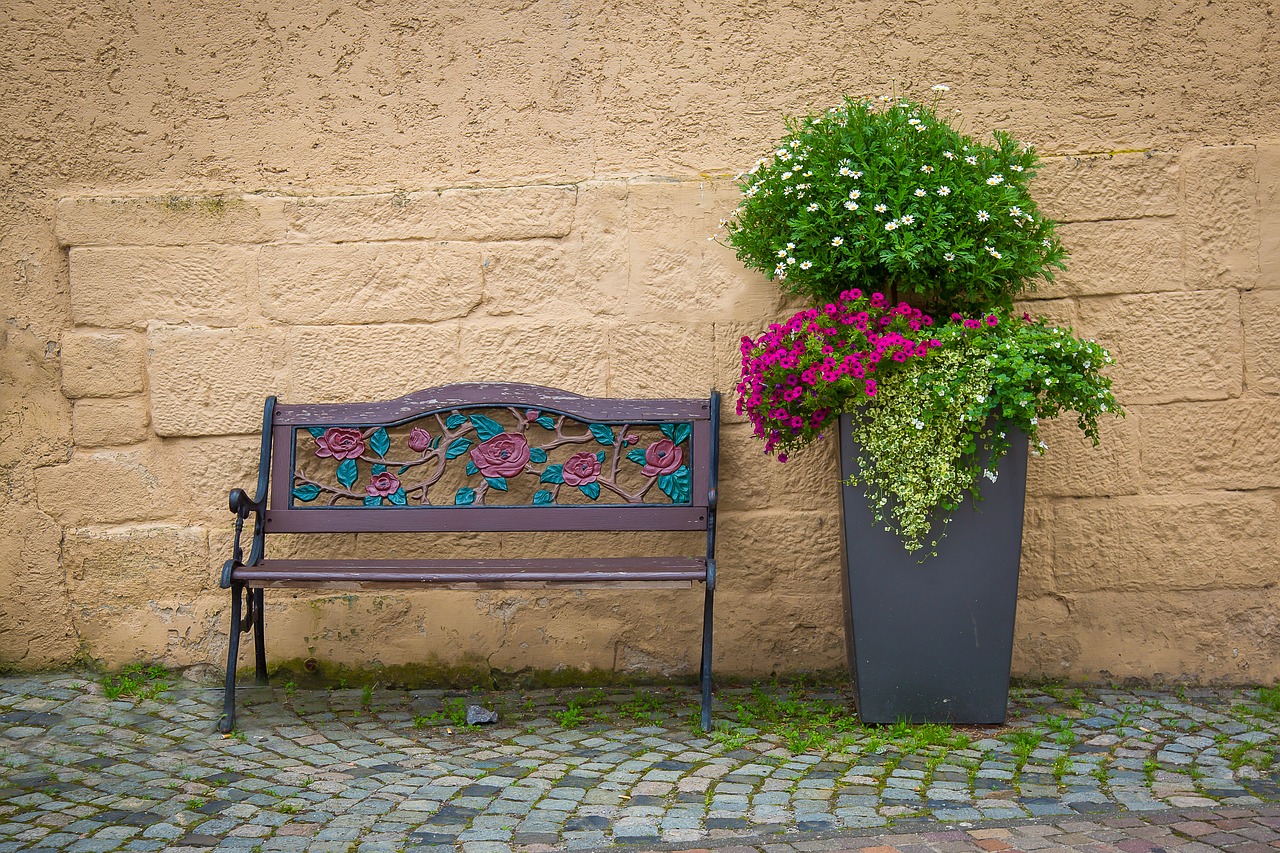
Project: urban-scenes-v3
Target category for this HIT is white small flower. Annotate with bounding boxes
[914,188,927,197]
[965,155,978,165]
[807,203,819,212]
[789,139,802,149]
[884,221,898,231]
[799,260,813,270]
[987,174,1004,185]
[786,256,796,265]
[774,263,787,276]
[983,469,998,483]
[838,159,851,167]
[786,242,795,250]
[931,84,950,91]
[874,203,887,213]
[908,117,921,126]
[1029,417,1038,425]
[852,170,863,179]
[781,171,793,180]
[838,166,854,177]
[943,151,956,160]
[1042,238,1052,247]
[921,165,934,173]
[900,214,915,226]
[831,236,844,247]
[777,249,788,258]
[977,210,990,222]
[848,189,861,200]
[1012,164,1024,171]
[943,252,955,261]
[1009,206,1022,217]
[987,247,1002,258]
[937,186,951,196]
[843,200,858,210]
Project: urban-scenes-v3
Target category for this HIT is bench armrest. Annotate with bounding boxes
[221,397,276,588]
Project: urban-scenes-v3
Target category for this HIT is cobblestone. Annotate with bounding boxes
[2,676,1280,850]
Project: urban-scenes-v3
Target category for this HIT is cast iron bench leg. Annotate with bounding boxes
[700,581,714,732]
[218,582,244,734]
[252,589,268,687]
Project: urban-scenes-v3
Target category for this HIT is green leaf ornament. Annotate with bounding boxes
[485,476,508,491]
[455,487,476,505]
[336,458,358,489]
[292,483,321,502]
[540,464,565,485]
[533,490,554,505]
[578,482,601,501]
[469,414,505,441]
[589,423,615,445]
[370,428,390,457]
[446,438,474,459]
[529,447,548,464]
[626,448,648,465]
[446,413,467,429]
[657,465,691,504]
[363,495,382,507]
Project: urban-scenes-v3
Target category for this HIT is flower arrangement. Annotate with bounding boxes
[725,90,1122,556]
[722,91,1066,316]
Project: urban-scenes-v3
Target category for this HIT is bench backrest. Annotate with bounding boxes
[259,383,720,535]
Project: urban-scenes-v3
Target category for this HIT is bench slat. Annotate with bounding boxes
[234,557,708,586]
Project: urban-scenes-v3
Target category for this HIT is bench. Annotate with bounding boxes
[219,383,721,733]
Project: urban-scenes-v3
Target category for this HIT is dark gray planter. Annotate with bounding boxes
[837,413,1028,724]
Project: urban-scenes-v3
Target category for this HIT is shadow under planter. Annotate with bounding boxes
[838,414,1028,725]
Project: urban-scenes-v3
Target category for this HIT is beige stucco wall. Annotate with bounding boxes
[2,0,1278,684]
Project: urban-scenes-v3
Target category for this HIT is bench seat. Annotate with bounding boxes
[236,557,708,588]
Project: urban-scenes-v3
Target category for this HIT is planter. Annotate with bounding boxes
[837,413,1028,724]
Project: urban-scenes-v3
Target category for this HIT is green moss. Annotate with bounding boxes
[157,195,238,216]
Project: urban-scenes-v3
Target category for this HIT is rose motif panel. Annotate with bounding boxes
[290,406,694,508]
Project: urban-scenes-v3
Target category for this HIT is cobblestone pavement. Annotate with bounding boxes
[3,674,1280,852]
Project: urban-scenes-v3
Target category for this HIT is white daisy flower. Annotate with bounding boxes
[977,210,990,222]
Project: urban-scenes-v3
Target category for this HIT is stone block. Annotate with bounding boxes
[259,242,482,325]
[69,246,255,328]
[1244,289,1280,394]
[34,450,170,526]
[1025,414,1140,497]
[0,506,78,668]
[60,330,146,398]
[1135,398,1280,492]
[1018,502,1056,599]
[1043,218,1183,298]
[1052,494,1279,593]
[1182,145,1259,290]
[72,397,151,447]
[718,421,841,512]
[55,195,287,247]
[2,322,72,468]
[605,322,715,397]
[148,325,290,437]
[480,239,623,318]
[1011,595,1077,678]
[1037,153,1179,223]
[160,435,265,525]
[287,323,461,402]
[1033,588,1280,684]
[64,525,211,605]
[1259,144,1280,289]
[627,180,776,322]
[458,320,608,394]
[714,590,845,675]
[74,595,229,669]
[569,180,630,312]
[713,510,842,596]
[1075,290,1242,404]
[282,185,577,242]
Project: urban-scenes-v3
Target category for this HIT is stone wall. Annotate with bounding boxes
[2,0,1278,684]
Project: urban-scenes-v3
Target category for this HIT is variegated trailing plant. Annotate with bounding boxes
[291,407,694,508]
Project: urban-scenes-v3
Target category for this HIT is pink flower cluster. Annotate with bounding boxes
[736,289,941,458]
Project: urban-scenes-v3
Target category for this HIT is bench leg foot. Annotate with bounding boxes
[700,583,714,732]
[220,582,244,733]
[252,588,269,687]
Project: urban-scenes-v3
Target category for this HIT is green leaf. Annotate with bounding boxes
[397,465,411,475]
[626,448,648,465]
[446,413,467,429]
[430,435,442,449]
[657,465,691,504]
[536,415,556,430]
[595,450,606,462]
[389,488,407,506]
[306,427,326,438]
[469,414,505,442]
[370,428,390,457]
[661,422,692,445]
[445,438,473,459]
[292,484,321,502]
[485,476,508,491]
[371,464,387,476]
[363,495,382,507]
[540,464,564,485]
[533,490,554,506]
[336,459,358,489]
[578,482,601,501]
[529,447,548,464]
[466,460,478,475]
[455,487,476,506]
[588,423,615,445]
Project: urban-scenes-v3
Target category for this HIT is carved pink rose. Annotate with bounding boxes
[366,471,401,497]
[469,433,531,478]
[315,428,365,460]
[407,427,432,453]
[562,451,602,486]
[641,439,683,477]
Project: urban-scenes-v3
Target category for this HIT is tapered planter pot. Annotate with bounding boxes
[838,413,1028,724]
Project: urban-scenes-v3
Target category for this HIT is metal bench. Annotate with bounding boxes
[218,383,721,732]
